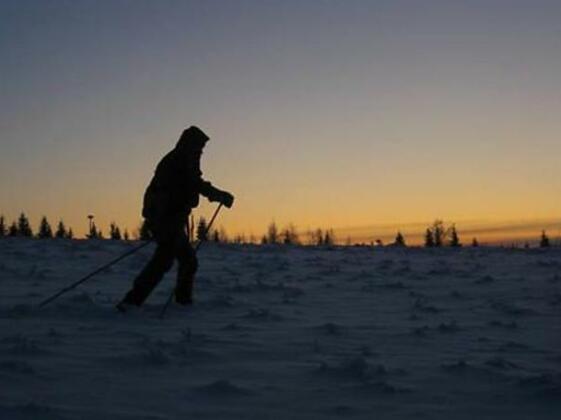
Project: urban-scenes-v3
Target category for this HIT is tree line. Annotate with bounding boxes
[0,213,74,239]
[385,219,554,249]
[0,213,556,248]
[172,218,335,246]
[0,212,129,240]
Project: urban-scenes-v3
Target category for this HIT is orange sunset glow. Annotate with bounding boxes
[1,1,559,244]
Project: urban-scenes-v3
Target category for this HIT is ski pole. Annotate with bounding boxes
[38,240,152,308]
[159,203,223,319]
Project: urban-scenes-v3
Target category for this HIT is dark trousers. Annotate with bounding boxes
[123,221,197,306]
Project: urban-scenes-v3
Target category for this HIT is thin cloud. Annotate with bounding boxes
[332,218,561,245]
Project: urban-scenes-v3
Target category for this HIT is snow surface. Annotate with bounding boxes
[0,238,560,419]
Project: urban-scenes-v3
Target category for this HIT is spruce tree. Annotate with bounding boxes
[8,221,18,237]
[123,229,130,241]
[540,230,550,248]
[66,228,74,240]
[17,212,33,237]
[55,220,67,238]
[323,229,335,246]
[267,222,279,244]
[212,230,220,243]
[197,217,208,241]
[110,222,122,240]
[38,216,53,239]
[449,225,461,247]
[282,224,299,245]
[394,231,406,247]
[324,231,331,246]
[282,228,291,245]
[471,237,479,247]
[424,228,434,247]
[0,215,6,237]
[432,220,445,247]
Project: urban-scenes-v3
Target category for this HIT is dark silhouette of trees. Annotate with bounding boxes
[311,228,323,246]
[259,223,304,245]
[306,227,336,246]
[449,225,461,247]
[196,217,208,241]
[0,215,74,240]
[233,233,246,244]
[432,220,446,247]
[110,222,122,240]
[38,216,53,239]
[267,222,279,244]
[282,224,300,245]
[17,212,33,237]
[425,220,459,248]
[55,220,67,238]
[6,211,532,249]
[323,229,335,246]
[540,230,550,248]
[424,228,434,247]
[394,231,406,247]
[8,221,18,237]
[0,215,6,237]
[209,226,228,243]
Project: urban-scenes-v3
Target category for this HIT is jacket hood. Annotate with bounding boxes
[176,126,209,150]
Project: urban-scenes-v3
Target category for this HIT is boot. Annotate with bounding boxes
[116,290,141,312]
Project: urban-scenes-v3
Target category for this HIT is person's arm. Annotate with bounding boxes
[200,180,234,208]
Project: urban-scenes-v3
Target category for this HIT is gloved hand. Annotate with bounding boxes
[219,191,234,208]
[207,186,234,208]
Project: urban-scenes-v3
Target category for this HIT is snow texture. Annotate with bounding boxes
[0,238,560,419]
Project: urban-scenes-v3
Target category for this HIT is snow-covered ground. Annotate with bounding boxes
[0,238,560,420]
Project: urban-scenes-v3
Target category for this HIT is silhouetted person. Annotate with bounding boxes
[118,126,234,310]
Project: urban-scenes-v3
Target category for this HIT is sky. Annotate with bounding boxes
[1,0,560,243]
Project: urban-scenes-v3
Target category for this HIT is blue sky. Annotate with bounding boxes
[1,0,560,240]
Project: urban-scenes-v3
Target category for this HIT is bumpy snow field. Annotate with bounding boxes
[0,239,560,419]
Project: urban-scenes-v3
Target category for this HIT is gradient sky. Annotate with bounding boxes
[1,0,560,241]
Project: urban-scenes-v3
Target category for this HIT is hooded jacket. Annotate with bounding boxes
[142,127,217,221]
